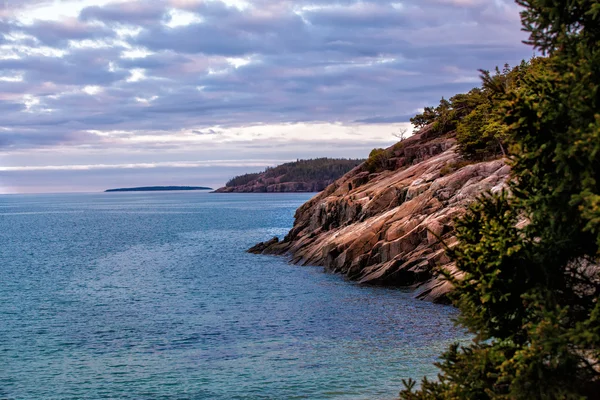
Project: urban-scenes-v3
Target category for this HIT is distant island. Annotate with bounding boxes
[214,158,364,193]
[105,186,213,192]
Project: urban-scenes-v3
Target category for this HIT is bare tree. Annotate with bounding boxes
[392,127,409,141]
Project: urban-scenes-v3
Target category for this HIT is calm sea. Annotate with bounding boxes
[0,192,463,399]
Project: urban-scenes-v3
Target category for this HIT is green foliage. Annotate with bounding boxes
[410,89,487,138]
[401,0,600,398]
[457,59,546,160]
[410,61,541,160]
[225,158,364,187]
[365,148,390,173]
[456,103,500,159]
[225,172,261,187]
[410,106,438,129]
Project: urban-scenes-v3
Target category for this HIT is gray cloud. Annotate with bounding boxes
[0,0,533,191]
[79,2,167,25]
[0,47,128,86]
[19,19,115,47]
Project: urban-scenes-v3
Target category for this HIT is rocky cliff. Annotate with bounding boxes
[249,127,509,303]
[214,180,333,193]
[214,158,363,193]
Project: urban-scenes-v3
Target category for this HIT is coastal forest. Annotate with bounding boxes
[399,0,600,398]
[226,158,364,187]
[217,158,364,192]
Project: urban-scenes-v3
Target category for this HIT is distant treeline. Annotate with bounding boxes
[225,158,364,187]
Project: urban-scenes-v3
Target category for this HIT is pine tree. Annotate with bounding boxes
[400,1,600,398]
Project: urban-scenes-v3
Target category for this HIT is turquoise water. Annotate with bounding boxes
[0,192,463,399]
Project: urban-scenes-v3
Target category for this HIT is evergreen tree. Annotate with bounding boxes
[400,1,600,398]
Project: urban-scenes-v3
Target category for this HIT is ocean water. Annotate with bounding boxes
[0,192,464,399]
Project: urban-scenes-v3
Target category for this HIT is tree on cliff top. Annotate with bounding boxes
[410,61,538,161]
[401,0,600,398]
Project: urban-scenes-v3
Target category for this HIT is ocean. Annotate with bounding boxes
[0,192,463,399]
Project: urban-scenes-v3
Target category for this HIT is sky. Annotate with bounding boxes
[0,0,532,193]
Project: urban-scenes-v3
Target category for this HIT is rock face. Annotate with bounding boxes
[249,128,510,303]
[214,180,333,193]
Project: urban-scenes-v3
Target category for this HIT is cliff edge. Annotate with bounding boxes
[249,127,509,303]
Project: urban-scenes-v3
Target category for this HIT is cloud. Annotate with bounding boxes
[355,115,414,124]
[18,18,116,46]
[79,2,167,25]
[0,0,532,192]
[192,128,220,135]
[0,159,291,171]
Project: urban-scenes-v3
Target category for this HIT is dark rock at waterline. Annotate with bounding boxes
[247,237,279,254]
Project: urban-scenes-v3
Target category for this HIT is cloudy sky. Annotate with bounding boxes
[0,0,531,193]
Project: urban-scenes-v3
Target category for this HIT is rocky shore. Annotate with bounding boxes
[249,127,509,302]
